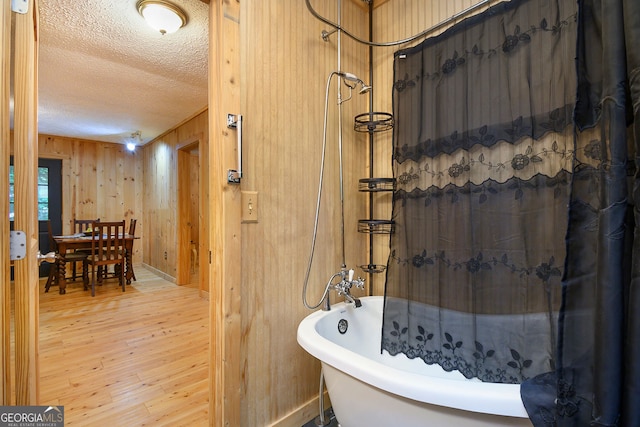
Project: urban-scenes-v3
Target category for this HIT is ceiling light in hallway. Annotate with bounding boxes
[137,0,187,35]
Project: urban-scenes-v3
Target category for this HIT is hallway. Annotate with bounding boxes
[37,266,208,426]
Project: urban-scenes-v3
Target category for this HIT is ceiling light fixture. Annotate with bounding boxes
[137,0,187,35]
[127,131,142,152]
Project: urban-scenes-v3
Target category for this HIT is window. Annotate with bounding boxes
[8,165,13,221]
[9,165,50,221]
[38,166,50,220]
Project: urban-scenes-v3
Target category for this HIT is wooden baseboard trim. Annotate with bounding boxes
[268,391,331,427]
[140,263,175,283]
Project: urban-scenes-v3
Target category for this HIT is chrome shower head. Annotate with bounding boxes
[337,72,372,95]
[338,72,360,83]
[359,84,372,95]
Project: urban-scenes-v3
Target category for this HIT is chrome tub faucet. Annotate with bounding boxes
[323,268,365,311]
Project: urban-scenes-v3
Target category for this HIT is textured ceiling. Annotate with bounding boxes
[37,0,209,145]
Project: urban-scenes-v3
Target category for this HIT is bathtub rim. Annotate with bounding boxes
[297,295,530,418]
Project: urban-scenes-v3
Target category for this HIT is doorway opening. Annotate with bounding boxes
[177,138,205,294]
[9,157,62,278]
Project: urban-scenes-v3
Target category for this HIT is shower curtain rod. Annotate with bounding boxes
[305,0,493,47]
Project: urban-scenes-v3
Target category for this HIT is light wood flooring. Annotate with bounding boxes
[37,266,209,426]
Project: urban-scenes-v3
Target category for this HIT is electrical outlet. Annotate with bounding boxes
[241,191,258,223]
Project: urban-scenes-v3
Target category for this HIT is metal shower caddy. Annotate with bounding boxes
[354,111,395,274]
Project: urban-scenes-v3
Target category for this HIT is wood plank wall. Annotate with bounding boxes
[142,110,208,280]
[12,0,39,404]
[39,109,208,283]
[208,1,241,425]
[0,0,11,405]
[234,0,497,425]
[239,1,369,425]
[36,134,144,265]
[0,0,496,419]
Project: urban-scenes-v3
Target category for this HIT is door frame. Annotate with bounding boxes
[0,0,11,406]
[2,0,40,405]
[176,135,204,289]
[208,1,242,424]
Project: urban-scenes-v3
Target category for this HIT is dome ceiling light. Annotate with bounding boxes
[127,131,142,151]
[137,0,187,35]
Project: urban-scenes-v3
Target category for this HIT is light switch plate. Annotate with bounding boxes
[241,191,258,223]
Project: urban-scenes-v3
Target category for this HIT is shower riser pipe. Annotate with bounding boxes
[368,140,374,296]
[367,0,374,296]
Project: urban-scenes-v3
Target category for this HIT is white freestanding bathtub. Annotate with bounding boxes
[297,296,533,427]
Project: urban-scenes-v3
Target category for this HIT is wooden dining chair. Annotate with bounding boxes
[71,217,100,281]
[110,218,137,281]
[74,218,97,234]
[82,220,126,297]
[126,218,137,281]
[44,220,88,293]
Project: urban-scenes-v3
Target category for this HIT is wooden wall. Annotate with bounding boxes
[25,108,208,279]
[0,0,10,404]
[36,134,144,265]
[239,1,369,425]
[5,0,498,420]
[234,0,498,425]
[141,109,208,284]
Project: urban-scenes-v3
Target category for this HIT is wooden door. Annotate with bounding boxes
[177,141,200,286]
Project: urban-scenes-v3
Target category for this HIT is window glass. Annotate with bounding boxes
[9,165,14,221]
[38,172,49,221]
[9,165,49,221]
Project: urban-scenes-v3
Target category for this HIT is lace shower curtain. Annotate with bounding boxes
[522,0,640,425]
[383,0,640,423]
[383,0,578,384]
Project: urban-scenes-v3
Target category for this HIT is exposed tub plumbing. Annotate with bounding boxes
[304,3,375,427]
[321,28,337,41]
[322,268,365,311]
[301,69,370,312]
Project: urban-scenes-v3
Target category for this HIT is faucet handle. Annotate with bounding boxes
[348,269,354,282]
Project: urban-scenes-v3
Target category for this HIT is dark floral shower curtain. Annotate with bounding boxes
[521,0,640,425]
[383,0,640,423]
[383,0,578,384]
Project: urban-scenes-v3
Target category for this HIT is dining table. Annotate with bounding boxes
[53,232,137,294]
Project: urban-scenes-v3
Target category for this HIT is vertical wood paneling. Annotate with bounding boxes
[176,140,202,287]
[190,154,199,245]
[208,0,241,425]
[13,0,39,405]
[240,0,368,425]
[0,0,11,405]
[196,127,209,297]
[0,0,506,419]
[37,134,144,265]
[232,1,498,424]
[142,111,208,279]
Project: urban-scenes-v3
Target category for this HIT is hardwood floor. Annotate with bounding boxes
[37,266,209,426]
